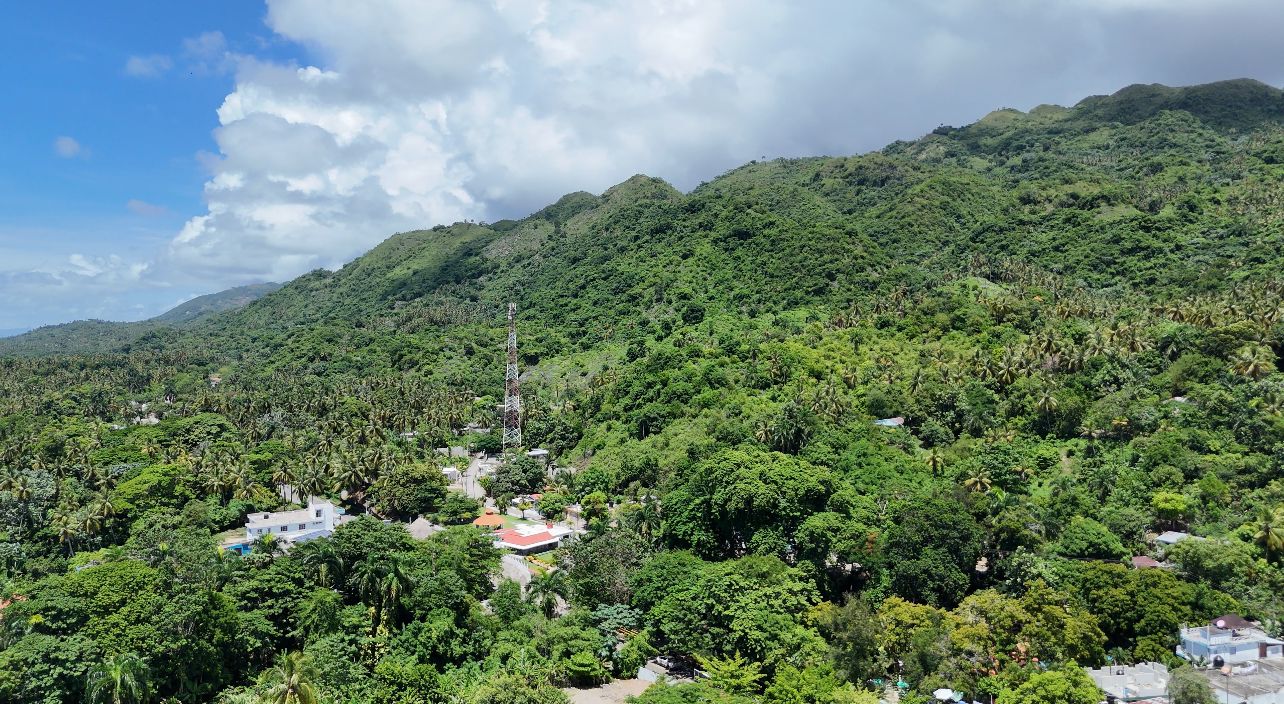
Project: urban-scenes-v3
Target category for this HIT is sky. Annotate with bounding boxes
[5,0,1284,331]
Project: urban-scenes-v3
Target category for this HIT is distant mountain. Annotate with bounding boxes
[0,282,279,355]
[150,283,283,324]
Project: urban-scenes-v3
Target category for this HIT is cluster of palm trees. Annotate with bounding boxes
[0,363,496,557]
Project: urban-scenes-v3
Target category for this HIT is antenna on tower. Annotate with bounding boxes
[503,302,522,450]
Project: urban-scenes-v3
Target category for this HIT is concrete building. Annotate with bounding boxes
[1200,659,1284,704]
[245,497,341,546]
[1086,662,1169,702]
[1179,617,1284,665]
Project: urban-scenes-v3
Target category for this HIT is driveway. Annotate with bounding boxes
[564,679,652,704]
[457,453,496,501]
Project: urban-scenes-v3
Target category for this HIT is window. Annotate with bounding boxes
[315,509,322,518]
[298,524,307,531]
[279,526,287,532]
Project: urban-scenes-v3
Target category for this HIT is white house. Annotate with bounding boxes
[1086,662,1169,702]
[245,497,340,546]
[1179,616,1284,665]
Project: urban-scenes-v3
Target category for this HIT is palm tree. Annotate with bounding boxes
[963,470,993,494]
[526,570,567,618]
[333,461,366,497]
[298,541,344,588]
[1233,344,1276,381]
[52,510,79,555]
[259,651,319,704]
[1254,506,1284,561]
[923,448,946,476]
[272,466,296,502]
[252,532,283,557]
[85,652,149,704]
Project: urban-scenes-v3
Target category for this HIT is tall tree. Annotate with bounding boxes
[85,652,150,704]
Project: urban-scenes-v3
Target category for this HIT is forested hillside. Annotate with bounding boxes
[0,282,279,356]
[3,79,1284,704]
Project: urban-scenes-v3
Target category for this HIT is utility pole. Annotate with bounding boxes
[503,302,522,451]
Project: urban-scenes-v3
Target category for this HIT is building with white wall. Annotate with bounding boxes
[245,497,340,546]
[1086,662,1169,702]
[1179,616,1284,665]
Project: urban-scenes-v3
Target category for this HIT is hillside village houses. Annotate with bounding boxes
[245,496,344,547]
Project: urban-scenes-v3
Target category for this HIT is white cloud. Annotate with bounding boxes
[14,0,1284,329]
[53,136,83,158]
[153,0,1284,285]
[182,30,233,75]
[124,54,173,78]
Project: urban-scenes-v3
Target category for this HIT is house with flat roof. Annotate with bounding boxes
[245,497,341,546]
[1086,661,1169,702]
[1199,658,1284,704]
[1179,616,1284,664]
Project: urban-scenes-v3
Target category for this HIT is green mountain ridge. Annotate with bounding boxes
[6,79,1284,360]
[0,282,280,355]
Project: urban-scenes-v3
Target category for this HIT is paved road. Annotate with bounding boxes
[457,453,496,502]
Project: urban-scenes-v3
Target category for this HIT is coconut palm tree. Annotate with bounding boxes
[526,570,567,618]
[924,448,946,476]
[252,532,283,557]
[85,652,149,704]
[259,651,319,704]
[1254,506,1284,561]
[963,470,994,494]
[1233,344,1276,381]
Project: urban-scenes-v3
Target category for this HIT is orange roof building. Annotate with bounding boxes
[473,510,505,528]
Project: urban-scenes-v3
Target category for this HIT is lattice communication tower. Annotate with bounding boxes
[502,302,522,450]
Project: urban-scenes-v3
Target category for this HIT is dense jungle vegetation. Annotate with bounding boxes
[3,79,1284,704]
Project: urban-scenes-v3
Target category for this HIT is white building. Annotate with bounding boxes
[245,497,340,546]
[1179,616,1284,665]
[1086,662,1169,702]
[1200,659,1284,704]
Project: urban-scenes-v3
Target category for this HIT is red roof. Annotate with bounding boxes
[1131,556,1162,569]
[494,528,557,547]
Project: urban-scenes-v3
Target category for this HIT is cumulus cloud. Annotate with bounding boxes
[9,0,1283,328]
[124,54,173,78]
[53,136,83,158]
[159,0,1284,287]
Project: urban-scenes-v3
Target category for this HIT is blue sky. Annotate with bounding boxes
[5,0,1284,332]
[0,3,304,330]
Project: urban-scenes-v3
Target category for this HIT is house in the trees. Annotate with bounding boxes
[492,523,573,555]
[245,497,340,546]
[1178,615,1284,664]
